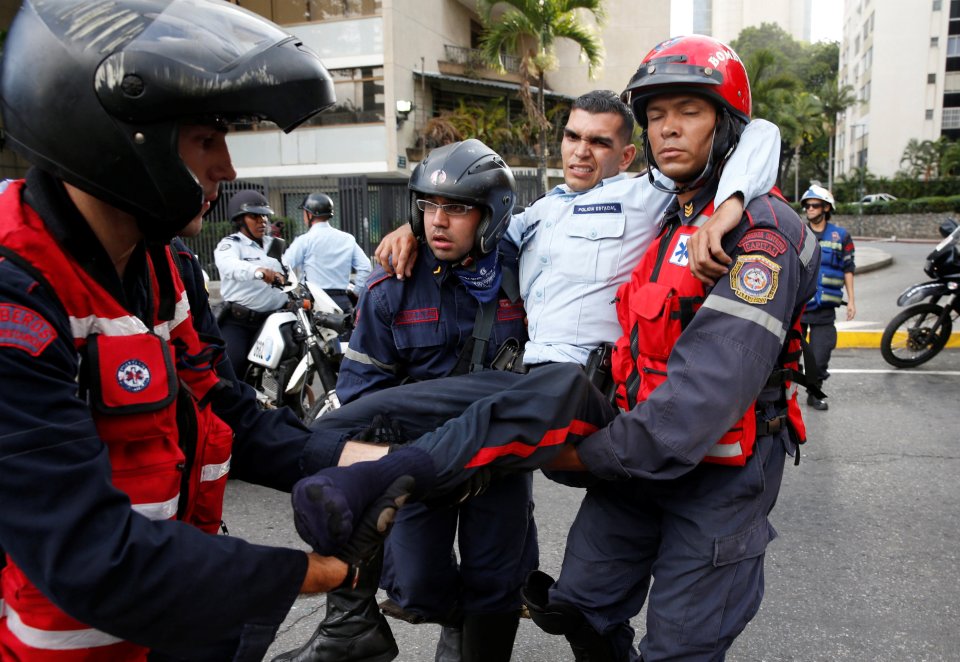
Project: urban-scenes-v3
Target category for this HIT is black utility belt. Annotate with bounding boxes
[226,302,273,324]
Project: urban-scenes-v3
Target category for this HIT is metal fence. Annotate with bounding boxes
[184,173,542,280]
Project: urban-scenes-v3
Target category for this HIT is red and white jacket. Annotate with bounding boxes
[0,180,232,660]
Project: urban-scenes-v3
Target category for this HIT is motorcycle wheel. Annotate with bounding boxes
[302,391,340,426]
[880,303,953,368]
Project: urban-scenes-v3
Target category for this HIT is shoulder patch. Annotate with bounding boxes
[0,303,57,355]
[738,229,786,257]
[217,242,233,251]
[729,254,780,304]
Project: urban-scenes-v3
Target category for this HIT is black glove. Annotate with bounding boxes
[355,413,408,446]
[335,475,415,590]
[421,467,493,509]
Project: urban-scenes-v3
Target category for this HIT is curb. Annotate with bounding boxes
[836,330,960,349]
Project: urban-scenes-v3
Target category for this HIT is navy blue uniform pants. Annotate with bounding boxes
[550,433,788,661]
[379,472,538,619]
[802,307,838,387]
[220,314,261,379]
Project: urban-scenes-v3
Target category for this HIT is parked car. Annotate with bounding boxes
[860,193,898,204]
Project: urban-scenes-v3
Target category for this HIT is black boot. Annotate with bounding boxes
[271,552,397,662]
[807,392,829,410]
[460,612,521,662]
[434,625,463,662]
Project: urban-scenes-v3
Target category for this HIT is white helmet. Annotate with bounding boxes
[800,185,835,208]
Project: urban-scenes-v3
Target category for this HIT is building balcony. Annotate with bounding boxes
[438,44,526,84]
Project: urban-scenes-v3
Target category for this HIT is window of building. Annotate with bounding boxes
[929,73,938,83]
[943,106,960,128]
[927,109,936,120]
[952,0,960,19]
[949,35,960,56]
[933,36,940,47]
[933,0,942,10]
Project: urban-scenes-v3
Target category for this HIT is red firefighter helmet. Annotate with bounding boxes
[622,35,751,126]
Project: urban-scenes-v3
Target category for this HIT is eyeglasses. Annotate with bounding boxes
[802,202,824,210]
[416,199,474,216]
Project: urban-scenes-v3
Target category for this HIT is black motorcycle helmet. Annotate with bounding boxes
[0,0,336,242]
[228,190,274,227]
[409,139,516,261]
[301,192,335,220]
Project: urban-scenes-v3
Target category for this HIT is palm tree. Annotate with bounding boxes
[478,0,605,193]
[817,78,856,190]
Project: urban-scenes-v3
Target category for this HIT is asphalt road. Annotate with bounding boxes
[221,239,960,661]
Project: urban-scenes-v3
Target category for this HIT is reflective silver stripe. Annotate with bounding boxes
[131,494,179,520]
[68,292,190,340]
[343,346,397,374]
[701,296,786,343]
[153,292,191,340]
[201,456,232,482]
[799,230,818,268]
[3,603,123,650]
[706,441,743,458]
[69,313,146,339]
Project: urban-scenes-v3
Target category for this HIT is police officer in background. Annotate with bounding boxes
[276,140,533,662]
[215,189,288,377]
[283,192,372,321]
[0,1,408,660]
[799,184,855,411]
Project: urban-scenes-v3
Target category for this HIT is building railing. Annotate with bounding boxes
[443,44,522,75]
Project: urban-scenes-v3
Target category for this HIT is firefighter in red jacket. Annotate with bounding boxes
[0,2,420,660]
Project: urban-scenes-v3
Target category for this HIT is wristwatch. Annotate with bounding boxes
[254,270,265,280]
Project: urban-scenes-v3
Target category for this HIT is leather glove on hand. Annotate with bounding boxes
[355,413,408,446]
[335,475,414,590]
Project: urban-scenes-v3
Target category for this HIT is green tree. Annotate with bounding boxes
[817,78,857,190]
[478,0,605,193]
[940,139,960,177]
[899,138,945,181]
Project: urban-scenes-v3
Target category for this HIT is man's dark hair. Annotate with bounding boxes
[571,90,635,145]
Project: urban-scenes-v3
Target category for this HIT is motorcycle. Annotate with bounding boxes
[244,272,352,423]
[880,218,960,368]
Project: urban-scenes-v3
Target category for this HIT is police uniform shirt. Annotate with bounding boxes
[506,118,782,367]
[283,221,372,293]
[214,231,287,312]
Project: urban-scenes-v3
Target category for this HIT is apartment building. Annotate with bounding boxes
[836,0,951,179]
[691,0,812,44]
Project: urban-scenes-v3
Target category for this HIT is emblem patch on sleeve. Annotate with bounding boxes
[0,303,57,355]
[737,229,787,257]
[729,255,780,304]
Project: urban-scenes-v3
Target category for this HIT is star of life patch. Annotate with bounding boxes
[0,303,57,356]
[117,359,152,393]
[668,234,693,267]
[729,254,780,304]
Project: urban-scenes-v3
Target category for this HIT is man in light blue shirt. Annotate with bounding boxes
[283,192,372,318]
